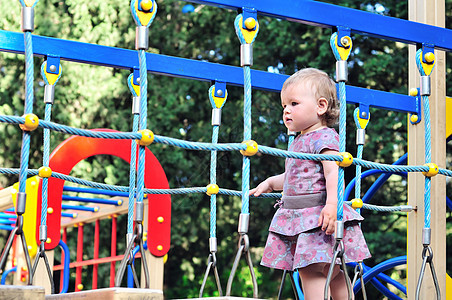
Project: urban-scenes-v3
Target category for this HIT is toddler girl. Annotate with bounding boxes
[250,68,371,300]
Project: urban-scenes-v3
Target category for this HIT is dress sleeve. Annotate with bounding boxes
[312,129,339,154]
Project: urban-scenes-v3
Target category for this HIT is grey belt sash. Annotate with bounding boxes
[281,192,326,209]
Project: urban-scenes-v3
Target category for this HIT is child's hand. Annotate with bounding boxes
[318,203,337,235]
[249,180,272,197]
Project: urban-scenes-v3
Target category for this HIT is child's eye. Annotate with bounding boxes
[292,102,298,106]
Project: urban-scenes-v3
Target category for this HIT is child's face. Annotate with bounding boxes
[281,82,324,133]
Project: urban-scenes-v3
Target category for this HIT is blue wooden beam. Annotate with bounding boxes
[0,30,416,114]
[184,0,452,52]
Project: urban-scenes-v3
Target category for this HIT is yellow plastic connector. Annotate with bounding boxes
[244,17,256,30]
[157,245,163,251]
[140,0,153,11]
[47,207,54,214]
[409,88,418,97]
[206,184,219,196]
[410,114,419,123]
[38,166,52,178]
[77,284,84,290]
[137,129,154,146]
[422,163,439,177]
[46,238,52,244]
[20,114,39,131]
[240,140,258,156]
[157,216,164,223]
[336,152,353,167]
[424,52,435,63]
[351,198,363,209]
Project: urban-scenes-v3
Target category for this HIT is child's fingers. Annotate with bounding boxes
[325,219,335,235]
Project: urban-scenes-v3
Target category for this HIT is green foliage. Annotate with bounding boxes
[0,0,451,299]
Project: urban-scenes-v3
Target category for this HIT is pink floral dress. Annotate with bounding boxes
[261,127,371,270]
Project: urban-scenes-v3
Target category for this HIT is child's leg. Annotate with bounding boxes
[298,263,328,300]
[329,264,354,300]
[298,263,353,300]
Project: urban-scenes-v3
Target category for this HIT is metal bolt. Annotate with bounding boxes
[49,65,56,72]
[216,89,223,97]
[361,111,367,118]
[136,77,141,84]
[340,36,351,47]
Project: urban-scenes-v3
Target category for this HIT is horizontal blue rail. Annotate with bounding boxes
[61,204,98,212]
[63,186,130,197]
[62,195,122,206]
[185,0,452,52]
[0,30,417,114]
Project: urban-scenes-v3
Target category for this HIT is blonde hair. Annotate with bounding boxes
[282,68,339,126]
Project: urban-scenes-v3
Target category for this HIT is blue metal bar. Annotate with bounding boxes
[344,153,407,201]
[344,169,407,201]
[357,256,407,290]
[0,213,16,219]
[348,261,406,299]
[61,204,98,212]
[61,212,77,218]
[62,195,122,206]
[184,0,452,52]
[0,219,15,225]
[363,154,407,203]
[447,196,452,211]
[63,186,130,197]
[0,225,13,231]
[0,30,417,114]
[1,266,17,285]
[58,240,70,294]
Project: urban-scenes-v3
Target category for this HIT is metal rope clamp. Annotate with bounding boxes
[324,221,353,300]
[0,192,34,285]
[115,202,150,288]
[415,228,441,300]
[226,214,258,298]
[32,225,55,294]
[21,6,34,32]
[199,237,223,297]
[352,262,367,300]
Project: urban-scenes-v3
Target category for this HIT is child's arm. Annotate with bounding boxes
[318,149,339,235]
[249,173,285,196]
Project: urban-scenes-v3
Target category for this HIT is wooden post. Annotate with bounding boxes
[407,0,446,299]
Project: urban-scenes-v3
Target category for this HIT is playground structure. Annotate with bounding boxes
[0,0,451,299]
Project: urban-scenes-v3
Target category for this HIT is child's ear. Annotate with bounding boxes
[317,98,328,116]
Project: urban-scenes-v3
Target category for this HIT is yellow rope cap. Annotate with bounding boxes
[422,163,439,177]
[137,129,154,146]
[20,114,39,131]
[38,166,52,178]
[409,88,418,97]
[410,114,419,123]
[240,140,258,156]
[206,184,219,196]
[244,17,256,30]
[140,0,153,11]
[336,152,353,167]
[351,198,363,209]
[424,52,435,63]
